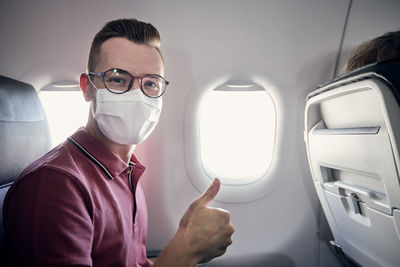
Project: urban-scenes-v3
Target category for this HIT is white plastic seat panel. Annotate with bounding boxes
[305,74,400,267]
[326,191,400,267]
[308,123,397,214]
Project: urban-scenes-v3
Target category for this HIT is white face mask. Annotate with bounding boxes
[92,88,162,145]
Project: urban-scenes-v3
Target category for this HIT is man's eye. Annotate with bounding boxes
[144,81,157,88]
[110,77,125,84]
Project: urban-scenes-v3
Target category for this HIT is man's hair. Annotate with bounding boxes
[345,30,400,72]
[87,18,162,72]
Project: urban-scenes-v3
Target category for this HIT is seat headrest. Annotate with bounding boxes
[0,76,46,122]
[0,75,51,186]
[308,58,400,103]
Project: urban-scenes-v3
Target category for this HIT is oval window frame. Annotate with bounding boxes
[184,73,283,203]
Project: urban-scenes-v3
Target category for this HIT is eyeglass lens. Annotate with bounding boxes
[141,75,166,97]
[104,69,131,93]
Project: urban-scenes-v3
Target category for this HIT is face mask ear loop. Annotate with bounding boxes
[87,75,101,118]
[88,74,100,91]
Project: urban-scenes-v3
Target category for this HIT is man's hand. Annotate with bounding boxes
[153,178,235,267]
[177,178,235,263]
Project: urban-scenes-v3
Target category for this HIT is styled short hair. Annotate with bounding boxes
[345,30,400,72]
[87,18,162,72]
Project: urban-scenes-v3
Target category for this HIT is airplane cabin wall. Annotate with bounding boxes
[133,1,349,266]
[1,0,398,266]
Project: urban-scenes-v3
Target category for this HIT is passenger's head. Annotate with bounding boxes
[81,18,166,146]
[345,30,400,72]
[87,18,162,72]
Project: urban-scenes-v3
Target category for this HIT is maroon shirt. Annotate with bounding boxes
[4,128,152,266]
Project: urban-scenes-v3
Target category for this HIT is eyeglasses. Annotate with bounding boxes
[88,68,169,98]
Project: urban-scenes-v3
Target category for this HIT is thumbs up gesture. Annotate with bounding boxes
[177,178,235,263]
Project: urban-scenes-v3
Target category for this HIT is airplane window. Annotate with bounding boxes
[200,84,275,184]
[39,90,89,147]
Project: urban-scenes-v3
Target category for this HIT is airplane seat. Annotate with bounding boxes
[0,75,51,258]
[304,59,400,267]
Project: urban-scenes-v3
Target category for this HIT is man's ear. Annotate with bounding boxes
[80,73,92,102]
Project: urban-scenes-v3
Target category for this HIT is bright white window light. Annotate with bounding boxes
[39,90,90,147]
[200,88,275,184]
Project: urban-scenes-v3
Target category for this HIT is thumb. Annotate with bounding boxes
[196,178,221,207]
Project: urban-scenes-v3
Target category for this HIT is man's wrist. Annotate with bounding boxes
[153,230,199,267]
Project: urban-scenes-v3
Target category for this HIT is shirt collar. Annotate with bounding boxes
[68,127,146,180]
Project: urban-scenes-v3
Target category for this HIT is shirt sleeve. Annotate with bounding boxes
[4,167,94,266]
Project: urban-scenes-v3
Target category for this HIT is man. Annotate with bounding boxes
[344,30,400,72]
[4,18,234,266]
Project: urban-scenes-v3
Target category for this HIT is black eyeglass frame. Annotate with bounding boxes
[88,68,169,98]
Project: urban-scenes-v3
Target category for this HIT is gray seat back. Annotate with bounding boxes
[0,75,51,248]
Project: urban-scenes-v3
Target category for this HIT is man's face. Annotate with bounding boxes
[91,37,164,91]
